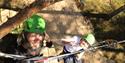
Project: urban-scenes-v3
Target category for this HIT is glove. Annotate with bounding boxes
[46,41,53,48]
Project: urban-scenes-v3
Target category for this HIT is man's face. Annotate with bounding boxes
[27,33,44,49]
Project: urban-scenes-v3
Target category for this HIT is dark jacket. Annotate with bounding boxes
[1,34,41,63]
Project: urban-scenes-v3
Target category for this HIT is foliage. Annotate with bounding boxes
[80,0,125,41]
[83,0,125,13]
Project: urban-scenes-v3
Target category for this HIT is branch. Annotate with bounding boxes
[36,3,125,20]
[40,10,110,20]
[0,0,62,39]
[109,4,125,18]
[1,1,125,21]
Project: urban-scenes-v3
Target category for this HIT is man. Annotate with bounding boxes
[4,14,57,63]
[61,33,96,63]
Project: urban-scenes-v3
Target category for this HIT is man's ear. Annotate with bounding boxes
[44,32,50,41]
[17,33,23,45]
[17,32,27,45]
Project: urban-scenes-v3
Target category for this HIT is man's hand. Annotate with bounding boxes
[80,40,89,50]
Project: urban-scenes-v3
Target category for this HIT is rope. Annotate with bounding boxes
[89,40,125,50]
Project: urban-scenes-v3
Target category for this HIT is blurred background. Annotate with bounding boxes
[0,0,125,63]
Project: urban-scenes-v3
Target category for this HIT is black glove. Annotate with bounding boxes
[46,41,53,48]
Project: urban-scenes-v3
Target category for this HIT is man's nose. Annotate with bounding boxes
[35,35,41,40]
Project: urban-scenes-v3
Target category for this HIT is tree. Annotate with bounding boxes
[0,0,62,39]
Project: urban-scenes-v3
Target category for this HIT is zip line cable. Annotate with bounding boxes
[0,52,26,60]
[27,39,125,63]
[0,40,125,62]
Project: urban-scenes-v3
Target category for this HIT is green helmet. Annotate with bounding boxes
[82,33,95,45]
[24,15,46,34]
